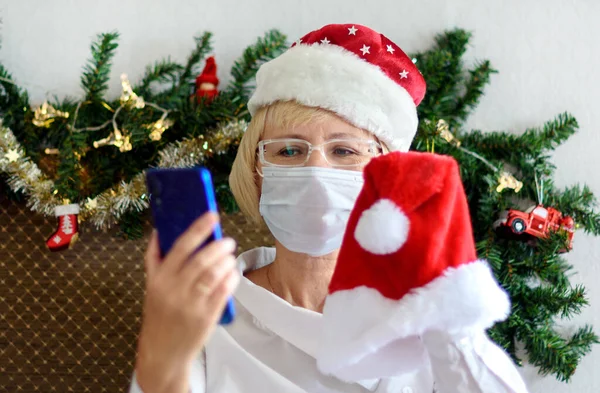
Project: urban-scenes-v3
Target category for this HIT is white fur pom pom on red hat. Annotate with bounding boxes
[354,198,410,255]
[248,23,426,152]
[316,151,511,380]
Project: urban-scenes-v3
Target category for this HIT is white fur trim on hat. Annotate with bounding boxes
[354,198,409,254]
[55,204,80,216]
[248,44,418,152]
[316,260,510,379]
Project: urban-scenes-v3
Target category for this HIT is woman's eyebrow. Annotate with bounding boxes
[275,133,308,140]
[270,131,368,140]
[326,132,366,140]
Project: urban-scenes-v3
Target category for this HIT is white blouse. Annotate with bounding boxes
[129,247,529,393]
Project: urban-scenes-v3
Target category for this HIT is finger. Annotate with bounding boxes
[209,269,240,306]
[144,230,161,278]
[202,269,240,323]
[193,255,237,295]
[181,238,236,284]
[162,212,219,273]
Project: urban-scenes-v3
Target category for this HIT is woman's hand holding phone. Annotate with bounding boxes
[135,213,239,393]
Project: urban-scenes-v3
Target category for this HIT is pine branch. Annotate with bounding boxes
[463,113,578,160]
[415,29,472,122]
[54,139,81,201]
[228,29,287,99]
[529,253,572,287]
[414,47,457,118]
[522,324,598,382]
[135,58,184,97]
[471,180,503,229]
[575,209,600,236]
[524,285,588,320]
[522,327,578,381]
[476,239,503,270]
[0,65,30,130]
[489,316,524,366]
[523,112,578,152]
[451,60,497,127]
[81,32,120,101]
[434,28,472,60]
[567,325,599,358]
[176,32,213,92]
[547,184,600,236]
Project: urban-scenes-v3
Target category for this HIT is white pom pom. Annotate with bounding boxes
[354,198,409,255]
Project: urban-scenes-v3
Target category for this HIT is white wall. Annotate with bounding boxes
[1,0,599,391]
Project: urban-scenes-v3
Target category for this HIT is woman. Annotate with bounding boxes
[130,24,529,393]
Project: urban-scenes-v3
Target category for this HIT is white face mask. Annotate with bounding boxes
[259,166,364,256]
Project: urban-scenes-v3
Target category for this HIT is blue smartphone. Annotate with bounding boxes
[145,167,235,325]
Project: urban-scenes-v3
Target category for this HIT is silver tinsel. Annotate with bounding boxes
[0,122,61,215]
[87,119,247,229]
[1,119,247,230]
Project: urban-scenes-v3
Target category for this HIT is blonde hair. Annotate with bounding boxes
[229,101,337,224]
[229,100,390,224]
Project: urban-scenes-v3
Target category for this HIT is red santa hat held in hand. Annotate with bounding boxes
[316,151,511,381]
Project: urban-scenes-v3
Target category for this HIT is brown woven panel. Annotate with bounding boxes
[0,197,273,392]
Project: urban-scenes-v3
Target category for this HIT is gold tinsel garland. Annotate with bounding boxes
[0,119,247,229]
[84,119,247,228]
[0,121,62,215]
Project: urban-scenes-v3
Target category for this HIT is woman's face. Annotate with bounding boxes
[257,112,379,179]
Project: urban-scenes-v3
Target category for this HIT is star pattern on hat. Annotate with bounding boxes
[285,23,426,107]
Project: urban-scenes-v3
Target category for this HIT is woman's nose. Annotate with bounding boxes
[306,149,331,167]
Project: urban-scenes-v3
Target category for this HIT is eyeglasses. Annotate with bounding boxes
[257,138,383,168]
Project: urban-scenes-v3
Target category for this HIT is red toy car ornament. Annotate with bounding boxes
[495,204,575,252]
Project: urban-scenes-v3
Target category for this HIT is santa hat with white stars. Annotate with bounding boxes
[248,23,426,152]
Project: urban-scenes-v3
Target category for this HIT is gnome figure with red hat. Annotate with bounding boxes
[194,56,219,103]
